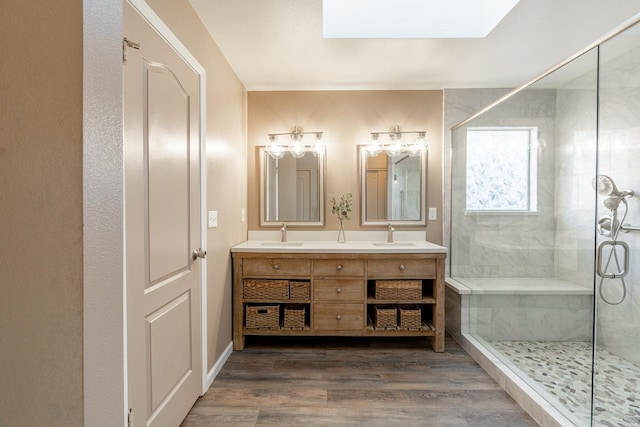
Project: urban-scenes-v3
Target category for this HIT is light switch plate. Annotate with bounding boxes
[241,208,245,223]
[428,207,437,221]
[208,211,218,228]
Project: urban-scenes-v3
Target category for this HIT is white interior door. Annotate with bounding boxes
[124,1,203,426]
[366,170,387,220]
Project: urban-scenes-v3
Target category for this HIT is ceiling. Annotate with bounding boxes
[189,0,640,91]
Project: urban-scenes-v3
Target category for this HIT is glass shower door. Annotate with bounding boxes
[593,21,640,427]
[450,46,600,425]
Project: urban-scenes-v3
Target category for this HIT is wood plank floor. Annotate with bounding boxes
[181,335,538,426]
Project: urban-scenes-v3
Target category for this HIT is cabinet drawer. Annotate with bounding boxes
[313,259,364,277]
[243,258,310,277]
[313,303,364,330]
[314,279,364,302]
[367,258,436,278]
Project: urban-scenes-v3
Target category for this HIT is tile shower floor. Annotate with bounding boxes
[491,341,640,426]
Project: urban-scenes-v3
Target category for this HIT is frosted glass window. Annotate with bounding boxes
[466,127,538,212]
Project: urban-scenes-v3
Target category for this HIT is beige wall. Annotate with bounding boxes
[248,91,444,244]
[146,0,248,370]
[2,1,247,424]
[1,1,84,426]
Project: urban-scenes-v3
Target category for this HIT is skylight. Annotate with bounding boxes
[322,0,520,39]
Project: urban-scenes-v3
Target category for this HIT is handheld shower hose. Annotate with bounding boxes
[594,175,634,305]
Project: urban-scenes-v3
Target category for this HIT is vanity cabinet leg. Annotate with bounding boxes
[232,258,245,351]
[233,334,245,351]
[432,331,445,352]
[232,304,244,350]
[432,257,446,353]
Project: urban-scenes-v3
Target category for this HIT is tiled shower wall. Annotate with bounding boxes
[447,89,558,278]
[443,88,510,277]
[553,50,598,290]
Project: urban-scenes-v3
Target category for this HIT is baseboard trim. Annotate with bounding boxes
[204,341,233,393]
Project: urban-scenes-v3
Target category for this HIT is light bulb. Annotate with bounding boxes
[408,133,427,156]
[289,141,305,158]
[387,138,403,156]
[266,136,285,159]
[312,134,324,156]
[366,134,382,156]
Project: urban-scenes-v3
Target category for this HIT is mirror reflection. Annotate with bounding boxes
[359,147,426,226]
[260,147,325,226]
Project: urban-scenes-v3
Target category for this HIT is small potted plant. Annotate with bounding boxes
[330,192,353,243]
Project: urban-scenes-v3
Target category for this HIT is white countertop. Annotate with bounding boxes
[231,240,448,254]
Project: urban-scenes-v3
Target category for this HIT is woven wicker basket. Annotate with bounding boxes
[375,280,421,300]
[372,305,397,329]
[375,281,397,299]
[396,280,422,300]
[245,305,280,329]
[244,279,289,300]
[398,305,421,330]
[289,281,310,300]
[283,304,306,329]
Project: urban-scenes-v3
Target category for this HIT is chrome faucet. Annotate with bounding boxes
[387,223,395,243]
[280,223,287,242]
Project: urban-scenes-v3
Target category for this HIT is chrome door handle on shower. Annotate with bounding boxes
[596,240,629,279]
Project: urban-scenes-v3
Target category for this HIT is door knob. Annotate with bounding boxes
[193,248,207,260]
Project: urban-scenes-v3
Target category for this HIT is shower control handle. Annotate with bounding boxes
[621,223,640,233]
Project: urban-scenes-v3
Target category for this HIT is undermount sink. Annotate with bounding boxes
[372,242,416,247]
[259,242,304,247]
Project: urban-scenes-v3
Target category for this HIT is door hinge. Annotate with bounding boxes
[128,408,133,427]
[123,37,141,65]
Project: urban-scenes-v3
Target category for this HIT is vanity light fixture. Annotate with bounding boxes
[366,125,427,157]
[266,126,325,159]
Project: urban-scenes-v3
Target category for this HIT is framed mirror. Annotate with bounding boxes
[260,147,326,226]
[359,146,427,226]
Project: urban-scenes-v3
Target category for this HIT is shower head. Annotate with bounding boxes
[594,175,634,199]
[604,197,623,210]
[593,175,634,211]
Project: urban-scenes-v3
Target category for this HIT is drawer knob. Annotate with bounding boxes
[272,264,279,270]
[336,315,342,320]
[336,264,343,270]
[336,287,342,293]
[399,264,406,271]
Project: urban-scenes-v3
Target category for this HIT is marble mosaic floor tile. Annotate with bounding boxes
[491,341,640,426]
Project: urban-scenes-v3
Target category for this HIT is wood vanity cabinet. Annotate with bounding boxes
[231,251,446,352]
[313,259,365,331]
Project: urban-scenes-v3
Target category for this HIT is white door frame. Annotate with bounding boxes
[126,0,209,398]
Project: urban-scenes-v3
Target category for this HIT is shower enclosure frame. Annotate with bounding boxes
[446,11,640,427]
